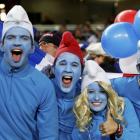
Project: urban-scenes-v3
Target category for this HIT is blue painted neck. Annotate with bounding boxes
[0,58,32,77]
[92,107,107,119]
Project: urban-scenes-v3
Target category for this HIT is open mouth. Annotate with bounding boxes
[11,48,23,63]
[62,75,73,87]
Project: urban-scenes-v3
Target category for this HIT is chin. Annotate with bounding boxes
[60,84,73,93]
[9,60,25,68]
[61,87,72,93]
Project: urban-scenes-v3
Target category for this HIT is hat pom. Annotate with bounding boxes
[61,31,74,47]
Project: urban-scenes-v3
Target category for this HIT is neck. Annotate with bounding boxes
[1,58,30,77]
[93,107,107,117]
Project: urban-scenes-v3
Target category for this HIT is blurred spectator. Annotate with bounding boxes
[74,25,85,43]
[59,24,67,34]
[39,31,61,56]
[100,56,117,72]
[86,42,122,73]
[86,42,106,65]
[35,31,62,70]
[82,23,98,44]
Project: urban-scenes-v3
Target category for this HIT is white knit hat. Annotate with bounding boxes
[81,60,111,91]
[86,42,106,55]
[2,5,34,41]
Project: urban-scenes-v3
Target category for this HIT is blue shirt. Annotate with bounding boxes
[0,59,58,140]
[72,98,140,140]
[52,79,81,140]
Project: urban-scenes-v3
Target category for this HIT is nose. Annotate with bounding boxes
[65,64,72,72]
[14,37,21,47]
[95,93,100,100]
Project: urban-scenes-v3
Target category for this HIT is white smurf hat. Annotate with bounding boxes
[86,42,106,55]
[81,60,111,91]
[2,5,34,41]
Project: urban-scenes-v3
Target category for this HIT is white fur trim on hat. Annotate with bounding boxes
[2,5,34,41]
[86,42,106,55]
[81,60,111,91]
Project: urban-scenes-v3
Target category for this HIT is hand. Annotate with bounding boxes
[99,109,118,136]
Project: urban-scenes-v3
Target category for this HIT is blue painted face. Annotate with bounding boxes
[2,27,33,68]
[87,82,107,112]
[54,52,82,93]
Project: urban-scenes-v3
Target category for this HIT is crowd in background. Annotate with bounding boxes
[28,21,122,73]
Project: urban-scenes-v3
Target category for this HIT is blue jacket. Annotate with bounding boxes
[111,76,140,121]
[72,109,110,140]
[72,98,140,140]
[52,79,81,140]
[120,98,140,140]
[0,59,58,140]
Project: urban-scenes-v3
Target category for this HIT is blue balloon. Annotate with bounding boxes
[101,22,138,58]
[133,10,140,38]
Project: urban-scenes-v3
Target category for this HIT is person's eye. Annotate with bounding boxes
[88,90,95,94]
[72,62,79,67]
[21,36,30,41]
[6,35,15,40]
[59,61,66,66]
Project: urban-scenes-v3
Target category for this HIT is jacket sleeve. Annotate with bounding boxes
[37,79,58,140]
[116,98,140,140]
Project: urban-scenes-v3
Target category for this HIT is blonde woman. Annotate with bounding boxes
[72,60,140,140]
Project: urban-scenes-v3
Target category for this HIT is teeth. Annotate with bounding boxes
[63,76,72,79]
[11,49,23,55]
[92,102,102,106]
[13,49,21,51]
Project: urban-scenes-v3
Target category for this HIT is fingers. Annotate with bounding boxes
[99,123,108,136]
[99,123,115,136]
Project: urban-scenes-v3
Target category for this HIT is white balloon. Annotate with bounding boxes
[119,53,139,74]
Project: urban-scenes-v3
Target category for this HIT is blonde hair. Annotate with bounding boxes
[73,81,125,131]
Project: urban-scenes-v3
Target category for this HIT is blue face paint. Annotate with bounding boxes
[54,52,82,93]
[2,27,33,68]
[87,82,107,112]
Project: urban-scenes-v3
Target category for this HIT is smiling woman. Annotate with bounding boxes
[72,60,140,140]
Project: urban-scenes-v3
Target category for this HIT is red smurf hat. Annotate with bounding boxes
[54,31,84,65]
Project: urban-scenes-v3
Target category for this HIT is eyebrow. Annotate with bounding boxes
[59,60,66,62]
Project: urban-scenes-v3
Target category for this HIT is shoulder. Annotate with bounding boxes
[29,67,54,89]
[111,76,137,85]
